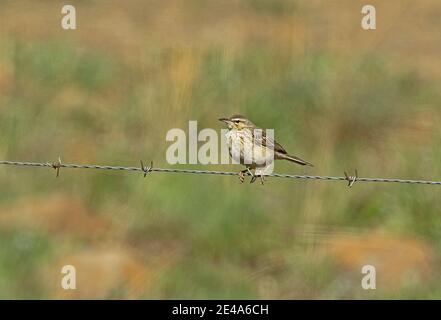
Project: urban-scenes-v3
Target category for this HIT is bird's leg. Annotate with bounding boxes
[239,168,255,183]
[251,174,265,185]
[247,168,258,184]
[238,169,247,183]
[250,168,266,185]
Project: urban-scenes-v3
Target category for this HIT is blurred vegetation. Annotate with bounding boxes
[0,0,440,299]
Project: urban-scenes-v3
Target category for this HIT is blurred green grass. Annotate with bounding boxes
[0,0,441,299]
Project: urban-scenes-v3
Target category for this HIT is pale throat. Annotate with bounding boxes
[225,128,253,145]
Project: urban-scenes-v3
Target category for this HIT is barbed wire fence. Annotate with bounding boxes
[1,158,441,187]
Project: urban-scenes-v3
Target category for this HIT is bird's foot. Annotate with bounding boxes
[246,168,256,184]
[239,168,255,183]
[250,174,265,185]
[250,166,265,185]
[238,170,245,183]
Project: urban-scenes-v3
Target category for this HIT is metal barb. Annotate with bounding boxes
[344,170,358,187]
[50,156,62,177]
[140,160,153,177]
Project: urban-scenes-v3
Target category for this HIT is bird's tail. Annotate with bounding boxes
[278,153,314,167]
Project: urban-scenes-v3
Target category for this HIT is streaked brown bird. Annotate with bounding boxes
[219,114,313,184]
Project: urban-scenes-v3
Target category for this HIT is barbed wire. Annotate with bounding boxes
[1,159,441,187]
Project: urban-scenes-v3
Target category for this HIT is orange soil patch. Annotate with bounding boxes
[0,193,110,239]
[323,231,433,289]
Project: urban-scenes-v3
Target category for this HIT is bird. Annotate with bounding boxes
[219,114,313,184]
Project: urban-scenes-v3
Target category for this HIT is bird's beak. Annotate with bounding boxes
[218,117,229,123]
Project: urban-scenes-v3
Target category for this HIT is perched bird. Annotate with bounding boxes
[219,114,313,184]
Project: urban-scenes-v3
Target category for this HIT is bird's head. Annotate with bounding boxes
[218,115,255,130]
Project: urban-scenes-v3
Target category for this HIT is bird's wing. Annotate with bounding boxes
[253,129,287,154]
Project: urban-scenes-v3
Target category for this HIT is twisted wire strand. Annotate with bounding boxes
[1,160,441,186]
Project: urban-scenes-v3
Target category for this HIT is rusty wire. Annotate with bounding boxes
[1,159,441,187]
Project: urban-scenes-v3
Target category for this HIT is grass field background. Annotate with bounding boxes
[0,0,441,298]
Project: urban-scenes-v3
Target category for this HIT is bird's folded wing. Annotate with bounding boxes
[253,129,287,154]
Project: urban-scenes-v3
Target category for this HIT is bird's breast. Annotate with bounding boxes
[225,129,252,148]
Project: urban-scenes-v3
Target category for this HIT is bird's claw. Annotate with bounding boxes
[249,168,265,185]
[238,168,264,185]
[250,174,265,185]
[238,171,245,183]
[239,168,255,184]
